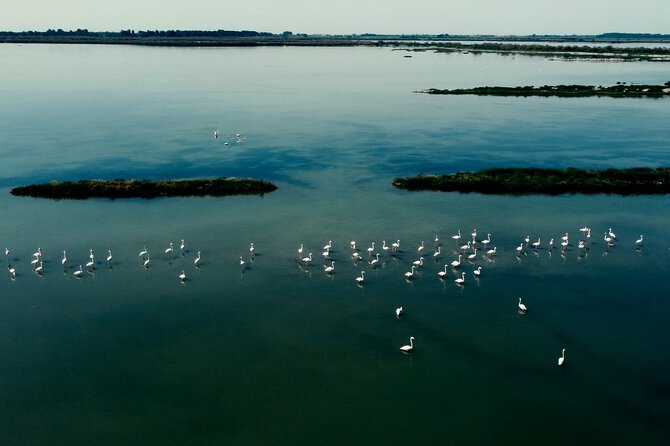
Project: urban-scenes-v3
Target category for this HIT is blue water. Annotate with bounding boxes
[0,44,669,445]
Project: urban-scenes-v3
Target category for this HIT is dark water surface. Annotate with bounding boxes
[0,44,669,445]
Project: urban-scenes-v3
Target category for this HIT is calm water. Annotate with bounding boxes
[0,44,669,445]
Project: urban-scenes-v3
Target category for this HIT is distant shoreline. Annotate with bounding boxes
[2,33,670,49]
[10,178,278,200]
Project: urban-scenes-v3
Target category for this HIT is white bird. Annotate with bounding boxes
[561,237,569,248]
[33,247,42,258]
[106,250,113,263]
[604,233,613,244]
[561,232,569,242]
[89,249,95,260]
[323,240,332,250]
[298,243,304,255]
[467,249,477,261]
[322,248,330,259]
[370,253,380,267]
[179,270,186,281]
[350,241,356,250]
[396,306,403,318]
[61,250,67,266]
[516,243,524,254]
[524,235,530,244]
[518,297,527,313]
[486,246,497,256]
[143,255,150,268]
[139,245,148,257]
[355,270,365,284]
[301,253,313,263]
[608,228,617,239]
[405,265,416,280]
[367,242,375,256]
[451,255,462,268]
[352,252,362,261]
[451,230,461,241]
[412,257,424,267]
[8,265,16,278]
[165,242,174,255]
[579,226,589,233]
[460,241,471,251]
[635,235,644,246]
[4,248,9,257]
[31,256,40,266]
[471,229,477,239]
[481,233,491,246]
[399,336,414,353]
[391,240,400,251]
[86,257,95,269]
[213,129,219,139]
[324,261,335,274]
[473,266,482,277]
[239,256,245,267]
[73,265,83,277]
[434,234,440,245]
[558,348,566,366]
[433,246,441,258]
[548,238,554,249]
[455,272,465,285]
[35,261,43,274]
[532,238,541,249]
[194,251,201,266]
[382,240,390,252]
[437,264,448,278]
[180,239,186,252]
[417,241,424,253]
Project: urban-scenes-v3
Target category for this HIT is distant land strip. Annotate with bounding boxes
[10,178,278,199]
[2,31,670,56]
[392,168,670,195]
[420,84,670,98]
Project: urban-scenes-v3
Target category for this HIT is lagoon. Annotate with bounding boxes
[0,44,669,445]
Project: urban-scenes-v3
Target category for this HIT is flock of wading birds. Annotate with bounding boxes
[5,226,646,362]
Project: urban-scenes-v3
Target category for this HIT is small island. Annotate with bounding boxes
[420,84,670,98]
[10,178,278,199]
[392,168,670,195]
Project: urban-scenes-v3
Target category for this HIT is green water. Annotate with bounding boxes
[0,44,669,445]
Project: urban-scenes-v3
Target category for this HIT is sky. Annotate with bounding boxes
[1,0,669,35]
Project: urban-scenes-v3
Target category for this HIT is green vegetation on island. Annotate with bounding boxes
[421,84,670,98]
[10,178,278,199]
[392,168,670,195]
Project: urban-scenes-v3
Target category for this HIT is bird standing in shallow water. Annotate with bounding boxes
[355,271,365,284]
[455,272,465,285]
[518,297,527,313]
[400,336,414,353]
[558,348,566,366]
[396,307,403,318]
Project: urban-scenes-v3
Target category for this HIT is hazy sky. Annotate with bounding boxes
[2,0,668,35]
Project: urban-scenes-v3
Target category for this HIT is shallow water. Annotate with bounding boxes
[0,44,669,445]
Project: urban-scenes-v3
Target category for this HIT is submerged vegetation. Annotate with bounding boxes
[10,178,278,199]
[392,168,670,195]
[421,84,670,98]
